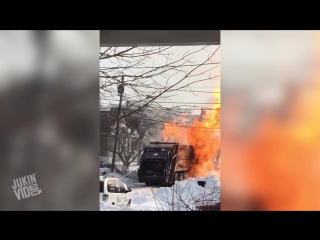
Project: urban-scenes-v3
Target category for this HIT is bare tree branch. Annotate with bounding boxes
[100,45,220,169]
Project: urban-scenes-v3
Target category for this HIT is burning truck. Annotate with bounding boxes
[138,87,220,187]
[137,141,197,186]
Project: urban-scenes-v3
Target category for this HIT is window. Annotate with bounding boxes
[100,181,104,193]
[119,181,127,193]
[114,180,121,193]
[107,180,121,193]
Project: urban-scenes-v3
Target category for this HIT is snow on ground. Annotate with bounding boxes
[100,186,162,211]
[191,175,220,191]
[100,167,110,175]
[100,174,220,211]
[100,201,121,211]
[128,165,139,171]
[155,175,220,210]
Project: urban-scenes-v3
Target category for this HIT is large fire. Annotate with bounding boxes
[232,74,320,210]
[222,32,320,210]
[162,89,220,179]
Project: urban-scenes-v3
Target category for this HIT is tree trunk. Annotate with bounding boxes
[100,134,103,157]
[137,142,142,165]
[123,161,130,169]
[105,136,109,157]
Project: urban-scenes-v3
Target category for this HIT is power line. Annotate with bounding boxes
[164,126,220,130]
[163,123,220,129]
[100,108,220,112]
[172,86,220,89]
[176,108,220,110]
[100,63,219,69]
[154,102,220,104]
[174,90,220,93]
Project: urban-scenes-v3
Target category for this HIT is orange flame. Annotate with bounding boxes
[222,35,320,210]
[238,76,320,210]
[163,89,220,178]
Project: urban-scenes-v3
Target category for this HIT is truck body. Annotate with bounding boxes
[137,141,196,186]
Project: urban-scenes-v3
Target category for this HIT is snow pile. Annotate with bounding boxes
[100,201,121,211]
[128,165,139,171]
[100,175,220,211]
[191,175,220,191]
[99,164,128,175]
[100,165,139,183]
[117,206,156,211]
[100,201,156,211]
[130,187,168,210]
[105,172,135,188]
[123,170,139,182]
[156,176,220,210]
[100,188,159,211]
[100,168,111,176]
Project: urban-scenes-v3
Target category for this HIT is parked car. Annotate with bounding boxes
[99,176,132,207]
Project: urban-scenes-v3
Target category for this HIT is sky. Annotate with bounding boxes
[100,45,220,116]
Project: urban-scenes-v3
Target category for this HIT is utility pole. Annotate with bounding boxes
[111,76,125,172]
[200,107,203,121]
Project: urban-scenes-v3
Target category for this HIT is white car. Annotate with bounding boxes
[99,176,132,207]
